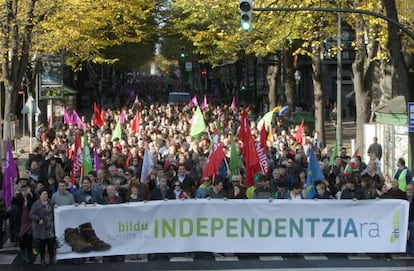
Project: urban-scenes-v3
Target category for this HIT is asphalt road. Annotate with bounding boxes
[1,251,414,270]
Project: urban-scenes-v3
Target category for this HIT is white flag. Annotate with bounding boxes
[140,148,154,183]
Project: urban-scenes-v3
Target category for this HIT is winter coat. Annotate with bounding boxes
[29,199,55,239]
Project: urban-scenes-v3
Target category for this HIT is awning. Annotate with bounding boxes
[63,86,79,96]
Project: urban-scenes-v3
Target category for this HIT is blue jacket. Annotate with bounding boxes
[74,187,103,204]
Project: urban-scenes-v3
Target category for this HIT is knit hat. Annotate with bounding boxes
[253,173,265,183]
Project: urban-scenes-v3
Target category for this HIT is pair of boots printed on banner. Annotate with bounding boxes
[64,222,111,253]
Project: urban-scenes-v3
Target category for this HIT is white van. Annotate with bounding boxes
[168,92,190,104]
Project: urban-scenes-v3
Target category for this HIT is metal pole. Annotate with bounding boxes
[35,74,39,142]
[336,1,343,149]
[22,93,25,137]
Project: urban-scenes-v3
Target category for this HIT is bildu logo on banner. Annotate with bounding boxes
[390,211,400,243]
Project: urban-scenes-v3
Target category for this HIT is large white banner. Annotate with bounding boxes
[54,199,409,259]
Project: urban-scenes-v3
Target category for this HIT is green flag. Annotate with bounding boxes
[111,120,122,141]
[190,106,207,138]
[229,130,241,176]
[82,132,93,176]
[217,118,222,138]
[329,141,339,166]
[257,110,274,130]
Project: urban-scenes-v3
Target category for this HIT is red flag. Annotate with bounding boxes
[257,125,269,176]
[201,130,225,179]
[240,108,261,187]
[93,102,104,127]
[132,110,140,134]
[100,109,106,124]
[295,119,305,144]
[238,108,248,143]
[70,133,82,184]
[260,125,268,154]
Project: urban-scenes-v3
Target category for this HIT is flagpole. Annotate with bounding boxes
[223,157,230,175]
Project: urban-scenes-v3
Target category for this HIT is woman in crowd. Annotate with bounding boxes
[126,181,149,202]
[29,189,55,265]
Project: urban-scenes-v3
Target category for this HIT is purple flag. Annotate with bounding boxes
[230,96,236,111]
[72,110,84,130]
[120,109,126,124]
[3,139,18,208]
[189,95,198,107]
[93,145,101,171]
[200,95,208,110]
[63,107,72,125]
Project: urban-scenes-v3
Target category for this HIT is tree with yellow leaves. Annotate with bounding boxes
[0,0,156,139]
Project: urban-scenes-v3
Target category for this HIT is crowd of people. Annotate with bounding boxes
[0,100,414,264]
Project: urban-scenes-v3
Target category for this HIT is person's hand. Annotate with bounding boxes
[39,219,44,225]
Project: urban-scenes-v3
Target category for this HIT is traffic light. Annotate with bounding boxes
[239,0,253,31]
[240,84,247,92]
[180,47,186,58]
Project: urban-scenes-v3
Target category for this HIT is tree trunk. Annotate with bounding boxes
[311,45,325,147]
[0,0,35,141]
[266,55,279,110]
[381,0,409,97]
[3,82,15,140]
[352,12,370,152]
[382,0,414,167]
[283,49,295,117]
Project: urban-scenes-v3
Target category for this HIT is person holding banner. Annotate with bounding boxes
[406,183,414,255]
[150,174,174,200]
[339,176,364,200]
[74,177,103,204]
[314,181,333,199]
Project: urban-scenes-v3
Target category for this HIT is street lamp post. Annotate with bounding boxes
[294,70,301,103]
[336,1,343,149]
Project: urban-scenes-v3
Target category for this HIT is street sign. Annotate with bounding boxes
[40,54,63,86]
[185,62,192,72]
[21,95,41,114]
[409,102,414,133]
[39,86,63,99]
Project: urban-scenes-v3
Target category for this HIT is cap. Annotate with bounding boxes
[17,178,29,183]
[253,173,265,183]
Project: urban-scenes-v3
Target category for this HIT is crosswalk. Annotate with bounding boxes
[1,251,414,265]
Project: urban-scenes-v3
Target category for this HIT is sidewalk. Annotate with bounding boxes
[12,135,34,172]
[324,119,357,151]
